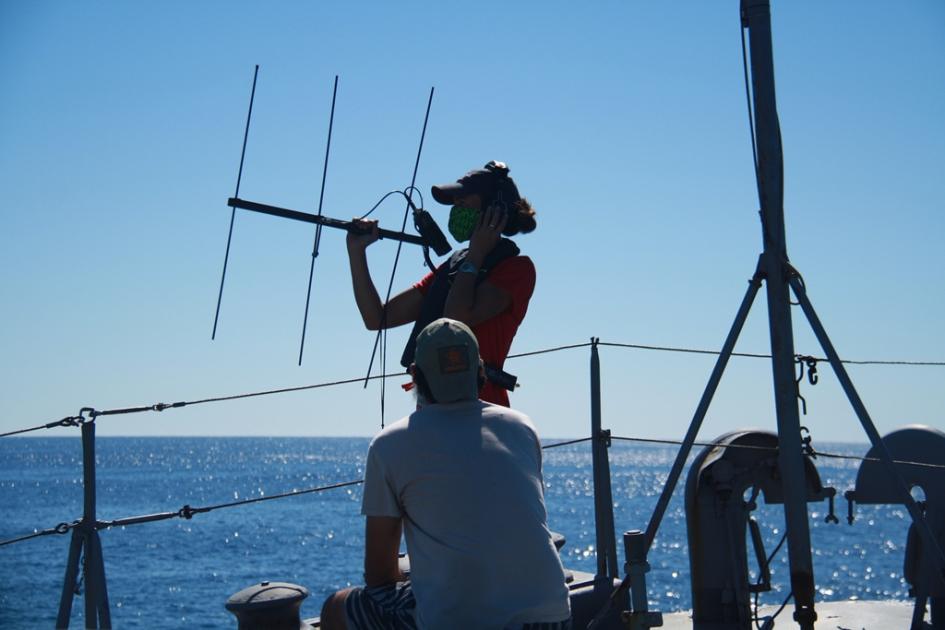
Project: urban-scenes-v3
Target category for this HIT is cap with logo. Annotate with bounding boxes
[413,318,481,403]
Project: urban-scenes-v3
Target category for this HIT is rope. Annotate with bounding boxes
[4,429,943,549]
[184,372,402,407]
[611,435,778,453]
[0,415,84,438]
[0,480,364,548]
[508,342,593,359]
[814,450,945,470]
[541,437,594,450]
[609,435,945,470]
[4,339,943,439]
[598,341,770,360]
[0,521,76,548]
[597,341,945,366]
[170,479,363,516]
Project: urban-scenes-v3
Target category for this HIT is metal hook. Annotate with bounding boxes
[825,493,839,524]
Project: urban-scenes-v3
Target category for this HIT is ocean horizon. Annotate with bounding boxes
[1,436,914,628]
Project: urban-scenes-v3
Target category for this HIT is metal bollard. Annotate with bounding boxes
[621,530,663,629]
[226,581,310,629]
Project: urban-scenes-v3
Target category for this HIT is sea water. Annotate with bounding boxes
[0,437,913,628]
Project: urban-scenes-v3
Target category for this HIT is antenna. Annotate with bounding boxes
[298,75,339,366]
[212,64,259,340]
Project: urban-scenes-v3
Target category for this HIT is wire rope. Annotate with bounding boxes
[4,337,942,439]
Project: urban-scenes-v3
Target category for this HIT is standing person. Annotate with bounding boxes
[320,318,571,630]
[347,161,537,407]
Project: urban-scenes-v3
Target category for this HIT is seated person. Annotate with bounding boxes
[320,318,571,629]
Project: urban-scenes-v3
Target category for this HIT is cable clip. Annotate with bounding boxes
[802,356,819,385]
[800,426,816,459]
[151,402,185,412]
[599,428,612,448]
[55,416,83,429]
[178,505,197,520]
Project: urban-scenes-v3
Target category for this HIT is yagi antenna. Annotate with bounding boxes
[210,70,448,379]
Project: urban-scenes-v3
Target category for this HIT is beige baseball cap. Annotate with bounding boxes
[414,318,481,403]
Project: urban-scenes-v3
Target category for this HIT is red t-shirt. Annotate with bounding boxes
[414,256,536,406]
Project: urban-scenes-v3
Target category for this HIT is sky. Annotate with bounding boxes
[1,1,943,442]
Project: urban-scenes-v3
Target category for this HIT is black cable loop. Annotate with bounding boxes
[402,185,425,211]
[752,531,788,629]
[357,189,414,220]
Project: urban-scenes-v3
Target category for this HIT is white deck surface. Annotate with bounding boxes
[660,599,915,629]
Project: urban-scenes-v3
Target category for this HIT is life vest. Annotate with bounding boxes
[400,239,520,368]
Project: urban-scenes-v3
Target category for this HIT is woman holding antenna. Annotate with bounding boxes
[347,161,538,407]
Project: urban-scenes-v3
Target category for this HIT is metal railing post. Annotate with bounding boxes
[590,338,618,578]
[56,417,111,628]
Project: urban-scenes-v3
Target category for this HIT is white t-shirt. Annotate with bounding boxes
[361,400,571,630]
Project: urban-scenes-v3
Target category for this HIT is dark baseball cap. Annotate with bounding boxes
[431,160,522,210]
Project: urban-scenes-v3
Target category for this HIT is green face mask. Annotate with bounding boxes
[448,206,479,242]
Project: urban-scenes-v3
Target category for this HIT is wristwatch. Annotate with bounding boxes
[458,261,478,274]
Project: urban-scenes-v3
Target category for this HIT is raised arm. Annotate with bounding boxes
[347,219,424,330]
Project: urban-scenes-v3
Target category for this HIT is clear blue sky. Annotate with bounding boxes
[1,1,943,441]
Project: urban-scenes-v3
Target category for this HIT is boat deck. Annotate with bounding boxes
[660,599,914,629]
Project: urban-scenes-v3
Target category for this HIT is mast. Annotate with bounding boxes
[742,0,817,627]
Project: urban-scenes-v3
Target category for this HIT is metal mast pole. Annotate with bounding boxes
[589,338,618,578]
[742,1,817,627]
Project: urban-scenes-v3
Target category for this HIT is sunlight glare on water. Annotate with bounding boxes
[0,438,914,628]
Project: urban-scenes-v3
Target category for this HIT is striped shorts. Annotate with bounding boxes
[344,580,572,630]
[344,581,417,630]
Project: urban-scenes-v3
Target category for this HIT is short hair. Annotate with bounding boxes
[502,197,537,236]
[413,365,438,405]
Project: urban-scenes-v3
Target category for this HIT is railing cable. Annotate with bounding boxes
[4,433,943,549]
[0,521,76,548]
[0,415,85,438]
[610,435,945,470]
[541,437,594,450]
[0,479,364,548]
[3,339,943,439]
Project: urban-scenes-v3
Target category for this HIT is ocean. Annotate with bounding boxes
[0,437,913,628]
